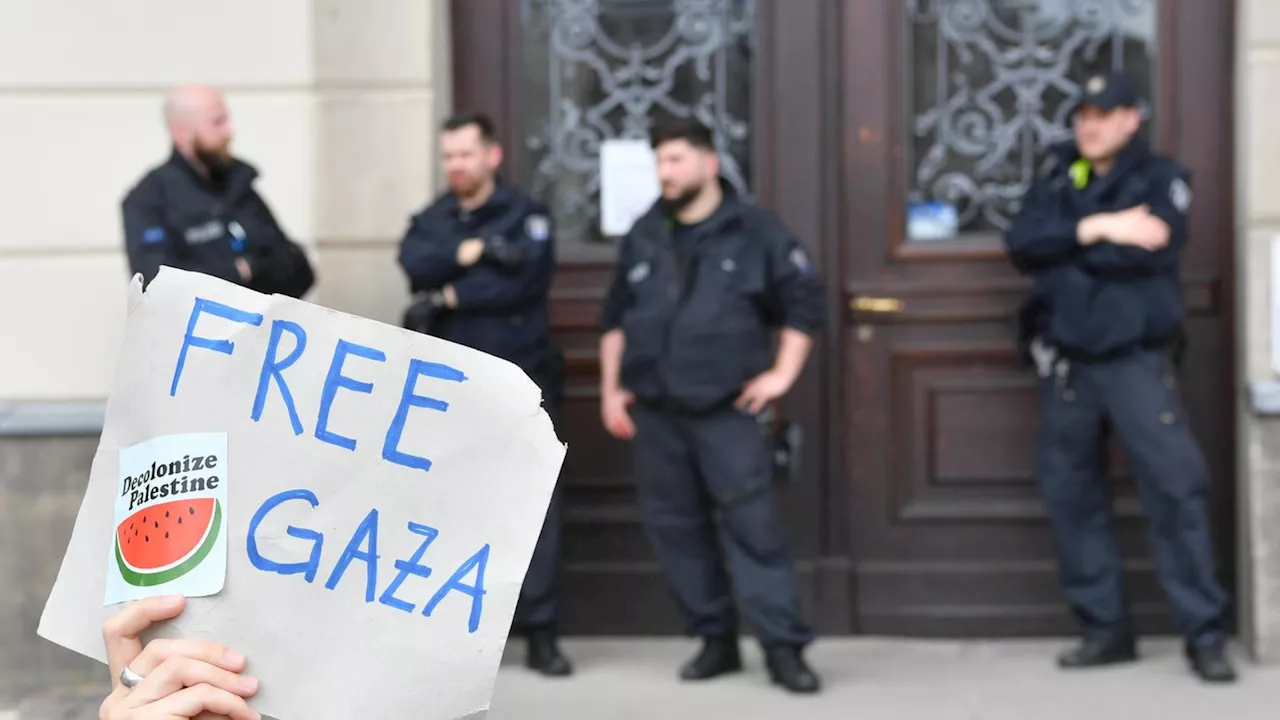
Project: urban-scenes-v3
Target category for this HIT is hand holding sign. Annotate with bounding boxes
[100,596,261,720]
[39,267,567,720]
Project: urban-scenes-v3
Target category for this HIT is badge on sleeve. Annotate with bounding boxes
[1169,177,1192,214]
[142,227,166,244]
[525,214,551,242]
[789,246,811,273]
[628,261,650,285]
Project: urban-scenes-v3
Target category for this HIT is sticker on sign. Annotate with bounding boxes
[108,432,228,602]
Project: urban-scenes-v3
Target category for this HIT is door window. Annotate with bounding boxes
[904,0,1159,243]
[517,0,757,260]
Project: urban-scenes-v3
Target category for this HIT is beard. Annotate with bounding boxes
[659,182,704,215]
[193,139,232,189]
[449,173,487,201]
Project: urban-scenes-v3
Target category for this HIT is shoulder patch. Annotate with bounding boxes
[628,261,650,285]
[525,213,551,242]
[789,246,811,273]
[1169,177,1192,214]
[142,227,166,244]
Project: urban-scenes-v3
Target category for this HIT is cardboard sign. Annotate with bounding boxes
[38,267,566,720]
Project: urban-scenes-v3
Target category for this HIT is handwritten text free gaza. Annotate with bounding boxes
[168,296,493,633]
[171,297,469,472]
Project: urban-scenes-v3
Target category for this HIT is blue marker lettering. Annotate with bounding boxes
[324,508,381,601]
[382,359,469,473]
[422,543,490,633]
[251,319,307,435]
[246,489,324,582]
[315,339,387,451]
[377,522,439,613]
[170,297,264,396]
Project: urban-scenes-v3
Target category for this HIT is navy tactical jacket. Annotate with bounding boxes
[1005,137,1191,361]
[397,181,555,375]
[121,149,315,298]
[600,181,825,413]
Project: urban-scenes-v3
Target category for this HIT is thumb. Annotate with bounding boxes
[104,595,186,687]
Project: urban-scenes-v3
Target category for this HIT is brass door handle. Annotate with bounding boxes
[850,296,903,313]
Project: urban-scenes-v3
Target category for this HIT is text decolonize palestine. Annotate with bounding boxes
[121,453,221,512]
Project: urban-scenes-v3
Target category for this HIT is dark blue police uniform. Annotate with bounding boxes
[1006,135,1230,652]
[121,149,315,297]
[397,180,565,635]
[599,179,824,651]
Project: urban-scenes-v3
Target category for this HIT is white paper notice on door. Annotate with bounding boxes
[600,139,660,236]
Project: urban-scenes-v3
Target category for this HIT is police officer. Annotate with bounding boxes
[598,119,824,693]
[1005,72,1235,683]
[397,112,571,677]
[121,84,314,297]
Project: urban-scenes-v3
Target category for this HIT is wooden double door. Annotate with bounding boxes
[453,0,1236,637]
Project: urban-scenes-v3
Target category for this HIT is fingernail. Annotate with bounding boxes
[239,675,259,693]
[161,594,184,608]
[225,650,246,666]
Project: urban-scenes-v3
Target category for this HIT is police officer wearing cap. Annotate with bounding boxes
[1005,72,1236,683]
[598,118,824,694]
[397,112,571,677]
[122,84,314,296]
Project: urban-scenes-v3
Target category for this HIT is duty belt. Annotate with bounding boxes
[1030,335,1182,403]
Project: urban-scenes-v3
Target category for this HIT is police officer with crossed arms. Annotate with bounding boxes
[397,112,571,677]
[1006,72,1235,683]
[598,118,825,693]
[121,84,314,297]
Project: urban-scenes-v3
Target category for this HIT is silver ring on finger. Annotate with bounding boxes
[119,665,144,689]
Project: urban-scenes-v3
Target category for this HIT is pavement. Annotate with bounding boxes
[8,637,1280,719]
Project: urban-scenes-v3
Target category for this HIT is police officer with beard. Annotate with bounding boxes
[598,119,824,693]
[121,84,314,297]
[397,113,571,677]
[1006,72,1235,683]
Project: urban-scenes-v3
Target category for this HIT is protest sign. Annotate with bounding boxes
[39,267,566,720]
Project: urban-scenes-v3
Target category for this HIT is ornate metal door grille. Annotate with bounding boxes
[906,0,1159,235]
[518,0,756,258]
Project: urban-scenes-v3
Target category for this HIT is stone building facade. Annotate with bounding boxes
[2,0,1280,706]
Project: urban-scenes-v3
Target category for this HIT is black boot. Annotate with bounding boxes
[764,645,820,694]
[526,630,573,677]
[1186,642,1237,683]
[1056,633,1138,669]
[679,636,742,681]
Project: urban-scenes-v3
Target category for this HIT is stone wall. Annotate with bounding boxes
[0,434,105,707]
[0,0,450,401]
[1238,0,1280,663]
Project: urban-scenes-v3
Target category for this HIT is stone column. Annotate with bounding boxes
[310,0,452,324]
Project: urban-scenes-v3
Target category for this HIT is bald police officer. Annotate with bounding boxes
[599,119,824,694]
[122,84,314,297]
[1006,72,1235,683]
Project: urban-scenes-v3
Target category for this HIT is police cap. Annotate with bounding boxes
[1071,72,1139,114]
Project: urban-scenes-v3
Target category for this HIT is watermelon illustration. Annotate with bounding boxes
[114,497,222,587]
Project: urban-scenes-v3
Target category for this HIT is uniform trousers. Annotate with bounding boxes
[1035,346,1229,646]
[511,353,566,634]
[631,402,813,648]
